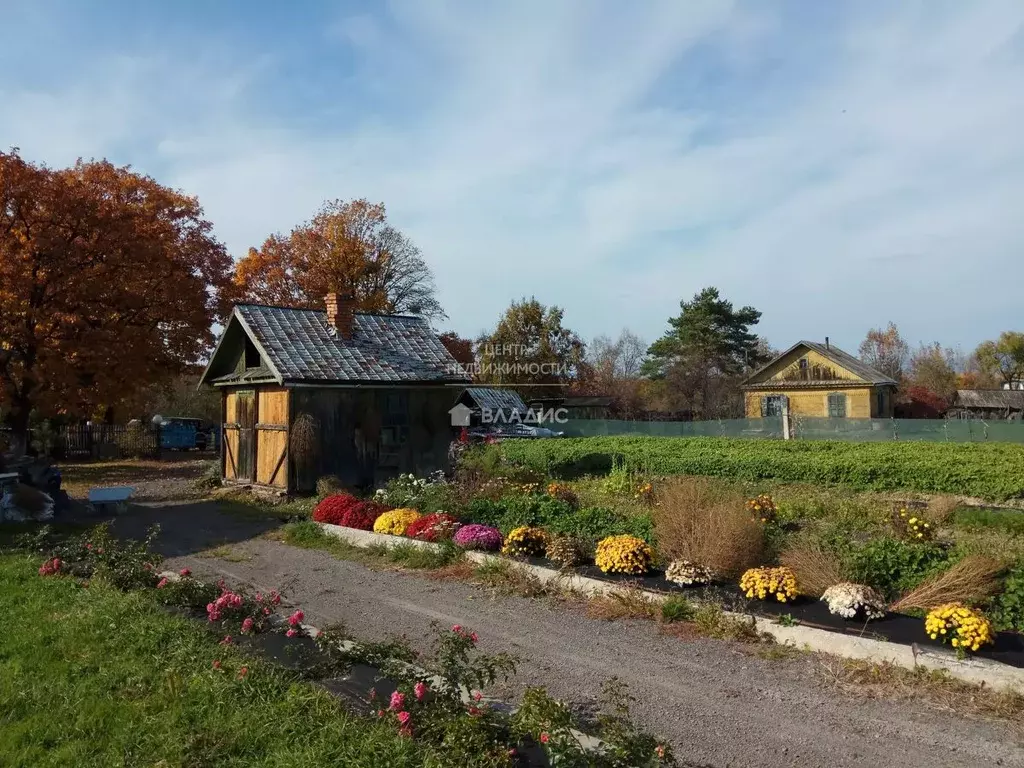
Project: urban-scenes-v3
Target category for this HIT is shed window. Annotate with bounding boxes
[877,390,886,416]
[244,337,261,369]
[827,393,847,418]
[761,395,787,417]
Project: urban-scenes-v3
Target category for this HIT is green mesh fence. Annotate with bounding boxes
[560,417,784,439]
[559,417,1024,443]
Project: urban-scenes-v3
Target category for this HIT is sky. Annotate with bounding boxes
[2,0,1023,356]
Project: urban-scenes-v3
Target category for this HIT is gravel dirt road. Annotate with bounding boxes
[110,501,1024,768]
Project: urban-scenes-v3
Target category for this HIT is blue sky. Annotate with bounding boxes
[2,1,1023,356]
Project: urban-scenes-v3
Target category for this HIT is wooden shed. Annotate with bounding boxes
[199,295,470,493]
[947,390,1024,420]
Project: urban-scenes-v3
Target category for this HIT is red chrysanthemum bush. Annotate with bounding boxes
[312,493,361,525]
[339,501,388,530]
[405,512,461,542]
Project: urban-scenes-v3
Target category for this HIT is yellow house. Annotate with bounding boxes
[741,340,897,419]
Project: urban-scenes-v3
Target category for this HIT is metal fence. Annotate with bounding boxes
[559,417,1024,443]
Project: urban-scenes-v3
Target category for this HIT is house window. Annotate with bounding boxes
[798,358,808,370]
[762,395,787,417]
[244,337,261,369]
[380,391,410,450]
[827,393,847,418]
[877,390,886,416]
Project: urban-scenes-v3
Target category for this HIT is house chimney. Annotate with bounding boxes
[825,336,830,351]
[325,292,356,339]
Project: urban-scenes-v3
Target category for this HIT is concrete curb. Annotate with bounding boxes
[316,522,1024,693]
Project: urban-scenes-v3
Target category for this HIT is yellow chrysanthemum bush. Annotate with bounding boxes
[595,535,654,575]
[740,566,799,603]
[372,508,422,536]
[890,506,934,541]
[501,526,549,558]
[924,603,994,657]
[745,494,777,525]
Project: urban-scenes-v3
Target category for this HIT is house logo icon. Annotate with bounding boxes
[448,403,472,427]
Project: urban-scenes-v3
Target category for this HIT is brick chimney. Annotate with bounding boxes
[325,292,355,339]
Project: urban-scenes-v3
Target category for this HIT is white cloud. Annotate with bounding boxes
[1,0,1023,353]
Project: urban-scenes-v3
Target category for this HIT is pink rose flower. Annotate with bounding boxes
[452,624,462,633]
[238,666,248,679]
[288,610,304,626]
[179,568,191,577]
[389,691,406,711]
[470,632,478,643]
[396,711,411,726]
[414,682,427,701]
[540,732,550,744]
[241,617,254,634]
[156,578,169,589]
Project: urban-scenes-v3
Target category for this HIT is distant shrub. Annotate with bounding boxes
[315,475,343,499]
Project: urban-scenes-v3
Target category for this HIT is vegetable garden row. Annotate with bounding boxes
[495,436,1024,501]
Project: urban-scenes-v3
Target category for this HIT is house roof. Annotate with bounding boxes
[202,304,470,386]
[527,396,615,408]
[742,340,898,388]
[461,387,528,414]
[952,389,1024,410]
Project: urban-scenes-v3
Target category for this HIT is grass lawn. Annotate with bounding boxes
[0,553,427,767]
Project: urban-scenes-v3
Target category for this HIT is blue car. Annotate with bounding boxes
[159,417,208,451]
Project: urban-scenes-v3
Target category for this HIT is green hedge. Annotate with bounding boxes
[497,436,1024,501]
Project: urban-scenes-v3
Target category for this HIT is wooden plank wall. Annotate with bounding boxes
[256,388,289,488]
[224,391,241,480]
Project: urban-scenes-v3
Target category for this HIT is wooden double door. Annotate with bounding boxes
[223,388,289,488]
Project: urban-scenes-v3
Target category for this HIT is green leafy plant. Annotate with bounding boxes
[660,596,696,623]
[845,537,952,601]
[989,564,1024,632]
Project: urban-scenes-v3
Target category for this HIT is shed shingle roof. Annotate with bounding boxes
[952,389,1024,410]
[233,304,469,384]
[462,387,528,414]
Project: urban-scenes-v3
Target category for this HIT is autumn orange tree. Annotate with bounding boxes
[233,198,444,319]
[0,151,232,454]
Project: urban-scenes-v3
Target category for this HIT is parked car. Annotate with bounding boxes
[158,417,206,451]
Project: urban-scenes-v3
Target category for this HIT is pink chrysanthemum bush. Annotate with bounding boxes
[453,524,503,551]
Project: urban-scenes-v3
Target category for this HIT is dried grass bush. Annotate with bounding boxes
[652,477,764,578]
[925,495,960,526]
[890,555,1003,613]
[779,540,846,597]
